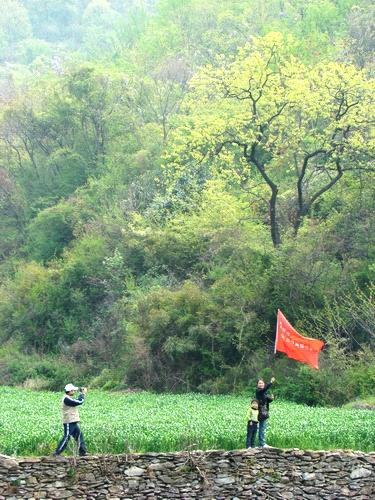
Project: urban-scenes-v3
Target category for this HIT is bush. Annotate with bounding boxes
[0,343,86,391]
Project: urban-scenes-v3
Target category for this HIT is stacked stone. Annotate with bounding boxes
[0,448,374,499]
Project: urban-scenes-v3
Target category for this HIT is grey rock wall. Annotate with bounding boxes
[0,447,374,499]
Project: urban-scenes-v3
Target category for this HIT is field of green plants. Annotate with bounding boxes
[1,387,374,457]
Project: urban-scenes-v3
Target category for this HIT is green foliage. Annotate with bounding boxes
[166,31,375,246]
[0,341,82,390]
[0,0,32,62]
[1,389,375,457]
[345,4,375,68]
[1,0,375,402]
[25,203,75,262]
[24,0,87,46]
[82,0,122,58]
[0,169,27,262]
[123,280,220,391]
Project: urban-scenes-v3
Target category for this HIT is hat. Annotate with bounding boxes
[64,383,78,392]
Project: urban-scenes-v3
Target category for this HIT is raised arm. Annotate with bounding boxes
[63,393,85,407]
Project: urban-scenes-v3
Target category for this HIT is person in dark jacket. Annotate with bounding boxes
[255,377,275,447]
[53,384,87,456]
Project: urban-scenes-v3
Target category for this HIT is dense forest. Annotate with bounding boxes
[1,0,375,406]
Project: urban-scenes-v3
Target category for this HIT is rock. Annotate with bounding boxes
[124,466,146,476]
[0,457,18,469]
[350,467,372,479]
[108,485,123,494]
[1,448,374,498]
[214,475,235,484]
[302,472,316,481]
[50,490,74,499]
[83,472,96,481]
[158,474,176,484]
[24,476,38,485]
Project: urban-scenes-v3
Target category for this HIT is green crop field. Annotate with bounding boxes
[1,387,374,457]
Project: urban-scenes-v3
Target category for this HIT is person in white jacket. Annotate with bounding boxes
[53,384,87,456]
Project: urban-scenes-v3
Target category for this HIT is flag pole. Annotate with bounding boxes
[274,309,280,354]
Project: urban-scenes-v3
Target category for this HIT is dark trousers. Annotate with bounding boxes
[246,421,258,448]
[54,422,86,456]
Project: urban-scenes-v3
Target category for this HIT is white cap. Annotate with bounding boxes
[64,383,78,392]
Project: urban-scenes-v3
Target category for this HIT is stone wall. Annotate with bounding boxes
[1,447,374,499]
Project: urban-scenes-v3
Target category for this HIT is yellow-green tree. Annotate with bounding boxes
[165,32,375,247]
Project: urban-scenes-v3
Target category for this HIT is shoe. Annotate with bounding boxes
[262,444,272,448]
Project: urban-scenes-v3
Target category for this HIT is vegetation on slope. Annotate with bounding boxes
[1,0,375,405]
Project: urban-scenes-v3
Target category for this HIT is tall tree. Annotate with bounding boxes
[166,32,375,246]
[0,65,127,210]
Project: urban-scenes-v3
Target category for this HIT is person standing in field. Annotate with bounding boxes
[246,398,259,448]
[53,384,87,457]
[256,377,275,447]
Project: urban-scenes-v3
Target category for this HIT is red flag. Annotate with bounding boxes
[275,310,324,369]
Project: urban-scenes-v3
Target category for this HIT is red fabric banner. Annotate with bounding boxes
[275,310,324,369]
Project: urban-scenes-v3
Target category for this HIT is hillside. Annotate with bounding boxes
[1,0,375,404]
